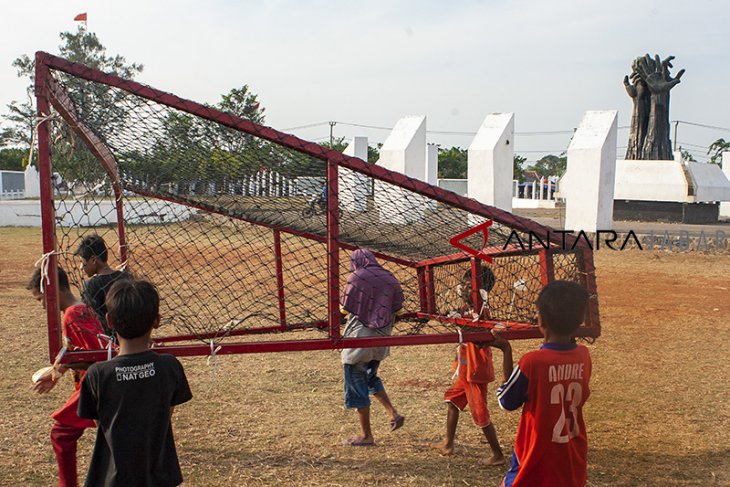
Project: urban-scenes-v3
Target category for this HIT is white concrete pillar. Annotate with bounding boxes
[340,137,370,212]
[467,113,514,212]
[564,110,618,232]
[24,165,40,198]
[720,151,730,220]
[374,116,427,224]
[426,144,438,211]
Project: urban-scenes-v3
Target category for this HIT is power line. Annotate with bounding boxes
[282,121,329,131]
[674,120,730,133]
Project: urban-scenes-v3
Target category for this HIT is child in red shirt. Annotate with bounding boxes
[491,280,592,487]
[29,266,107,487]
[429,268,505,466]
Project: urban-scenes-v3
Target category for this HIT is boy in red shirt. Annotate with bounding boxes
[491,280,592,487]
[28,266,107,487]
[430,268,505,466]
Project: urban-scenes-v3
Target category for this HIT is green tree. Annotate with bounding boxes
[679,148,696,162]
[438,146,467,179]
[0,147,26,170]
[528,153,567,177]
[513,154,527,182]
[707,138,730,165]
[2,26,143,184]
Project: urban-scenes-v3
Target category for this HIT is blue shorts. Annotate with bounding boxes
[343,360,384,409]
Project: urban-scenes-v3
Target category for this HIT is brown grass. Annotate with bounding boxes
[1,227,729,486]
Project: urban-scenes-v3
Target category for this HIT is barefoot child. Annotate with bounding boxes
[491,280,592,487]
[430,268,505,466]
[28,266,107,487]
[78,278,192,486]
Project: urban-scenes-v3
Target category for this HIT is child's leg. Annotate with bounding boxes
[429,402,460,455]
[50,421,85,487]
[356,406,373,442]
[344,363,375,444]
[480,423,505,466]
[366,360,401,423]
[466,382,505,466]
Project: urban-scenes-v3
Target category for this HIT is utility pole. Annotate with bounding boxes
[329,121,336,146]
[673,121,679,152]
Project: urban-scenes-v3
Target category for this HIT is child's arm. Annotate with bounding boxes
[489,331,513,382]
[491,331,528,411]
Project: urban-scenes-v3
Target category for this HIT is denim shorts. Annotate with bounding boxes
[343,360,385,409]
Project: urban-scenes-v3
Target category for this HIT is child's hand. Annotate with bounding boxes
[31,375,57,394]
[489,330,511,351]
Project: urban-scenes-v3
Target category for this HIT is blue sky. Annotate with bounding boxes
[1,0,728,162]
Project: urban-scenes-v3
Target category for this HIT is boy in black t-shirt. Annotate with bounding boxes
[75,234,127,333]
[78,278,192,487]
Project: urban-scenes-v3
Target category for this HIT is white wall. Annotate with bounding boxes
[374,116,427,224]
[25,165,40,198]
[340,137,370,212]
[614,160,688,201]
[564,110,617,232]
[467,113,514,212]
[0,199,195,227]
[685,162,730,202]
[721,151,730,220]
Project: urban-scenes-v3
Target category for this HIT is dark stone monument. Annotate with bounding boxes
[618,57,720,223]
[623,54,684,160]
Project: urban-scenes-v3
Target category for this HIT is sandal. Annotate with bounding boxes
[389,415,405,432]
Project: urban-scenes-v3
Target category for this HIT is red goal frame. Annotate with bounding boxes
[34,51,600,364]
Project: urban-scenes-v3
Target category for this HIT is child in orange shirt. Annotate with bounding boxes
[429,268,505,466]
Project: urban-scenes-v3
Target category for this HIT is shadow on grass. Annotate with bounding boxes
[588,448,730,486]
[182,441,509,485]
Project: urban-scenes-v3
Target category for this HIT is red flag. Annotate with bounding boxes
[74,13,87,21]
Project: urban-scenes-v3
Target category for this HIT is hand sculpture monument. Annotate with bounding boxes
[624,54,684,160]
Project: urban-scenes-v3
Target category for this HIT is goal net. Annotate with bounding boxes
[34,52,600,362]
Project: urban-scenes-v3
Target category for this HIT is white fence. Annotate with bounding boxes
[513,177,556,201]
[1,189,25,200]
[0,170,25,200]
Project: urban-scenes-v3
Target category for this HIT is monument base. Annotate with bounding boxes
[613,200,719,224]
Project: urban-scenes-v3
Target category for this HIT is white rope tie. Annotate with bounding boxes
[98,334,115,361]
[26,112,58,168]
[206,340,223,385]
[452,328,464,380]
[34,251,63,294]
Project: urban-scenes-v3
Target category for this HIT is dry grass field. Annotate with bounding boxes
[1,226,729,486]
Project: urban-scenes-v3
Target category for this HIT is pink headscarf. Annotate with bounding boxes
[341,249,404,329]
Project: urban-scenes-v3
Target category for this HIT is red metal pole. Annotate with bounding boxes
[273,229,287,326]
[425,265,436,314]
[539,249,555,286]
[34,55,61,363]
[326,159,340,339]
[417,267,428,313]
[470,258,481,314]
[576,248,601,337]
